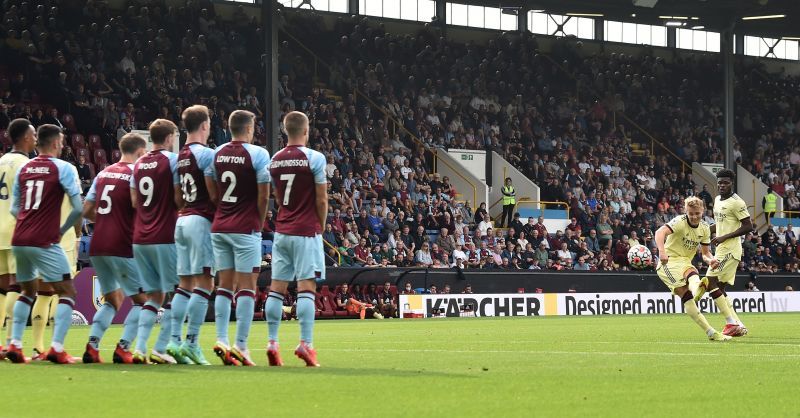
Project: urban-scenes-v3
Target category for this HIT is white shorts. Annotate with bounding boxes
[91,256,143,296]
[211,232,261,274]
[12,244,72,283]
[271,233,325,282]
[133,244,178,293]
[175,215,213,276]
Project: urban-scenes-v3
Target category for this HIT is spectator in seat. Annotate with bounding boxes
[378,281,397,318]
[461,284,473,294]
[401,282,415,295]
[335,283,351,312]
[76,155,92,193]
[262,210,275,241]
[415,242,433,267]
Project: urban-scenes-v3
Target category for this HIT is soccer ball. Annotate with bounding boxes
[627,245,653,270]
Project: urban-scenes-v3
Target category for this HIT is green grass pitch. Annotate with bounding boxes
[2,313,798,417]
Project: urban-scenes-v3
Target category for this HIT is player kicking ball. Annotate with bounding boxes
[654,197,730,342]
[265,111,327,367]
[6,124,83,363]
[696,169,752,337]
[207,110,271,366]
[81,134,149,363]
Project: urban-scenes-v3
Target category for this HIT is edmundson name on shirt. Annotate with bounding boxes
[270,159,309,168]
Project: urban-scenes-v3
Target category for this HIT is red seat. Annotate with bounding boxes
[86,162,96,179]
[93,149,107,165]
[88,135,102,151]
[97,163,109,172]
[71,134,86,150]
[317,293,335,318]
[76,148,90,159]
[111,150,122,163]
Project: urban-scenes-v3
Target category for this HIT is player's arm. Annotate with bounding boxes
[205,176,218,206]
[654,224,672,265]
[316,183,328,231]
[257,183,270,226]
[59,164,83,237]
[174,184,185,211]
[171,156,184,210]
[82,178,99,222]
[700,243,719,269]
[10,168,21,218]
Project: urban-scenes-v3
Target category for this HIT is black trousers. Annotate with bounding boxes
[501,203,515,228]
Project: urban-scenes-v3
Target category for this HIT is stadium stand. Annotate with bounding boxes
[1,0,799,278]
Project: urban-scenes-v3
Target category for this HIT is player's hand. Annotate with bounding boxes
[708,257,720,269]
[710,236,724,246]
[659,255,669,266]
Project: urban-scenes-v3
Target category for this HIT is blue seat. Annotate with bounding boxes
[78,235,92,263]
[261,240,273,255]
[517,208,568,220]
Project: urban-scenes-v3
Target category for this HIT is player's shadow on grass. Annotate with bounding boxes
[55,364,476,379]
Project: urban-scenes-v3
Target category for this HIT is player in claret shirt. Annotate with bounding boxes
[6,124,82,364]
[129,119,182,364]
[264,112,328,367]
[206,110,270,366]
[81,133,148,364]
[169,105,217,366]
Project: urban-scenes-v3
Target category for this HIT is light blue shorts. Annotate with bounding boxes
[90,256,143,297]
[175,215,213,276]
[211,232,261,274]
[12,244,72,283]
[271,233,326,282]
[133,244,178,293]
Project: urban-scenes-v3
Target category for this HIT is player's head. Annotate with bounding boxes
[229,110,255,143]
[684,196,705,225]
[182,105,210,141]
[7,118,36,152]
[149,118,178,149]
[35,124,64,156]
[119,132,148,160]
[716,168,735,197]
[283,111,309,145]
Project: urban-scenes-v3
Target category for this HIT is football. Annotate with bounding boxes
[627,244,653,270]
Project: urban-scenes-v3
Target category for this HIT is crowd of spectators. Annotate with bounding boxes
[2,1,800,278]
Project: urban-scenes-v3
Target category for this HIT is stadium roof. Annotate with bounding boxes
[464,0,799,39]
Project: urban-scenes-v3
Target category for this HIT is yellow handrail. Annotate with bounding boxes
[540,54,692,174]
[323,238,342,266]
[489,198,569,223]
[279,27,479,208]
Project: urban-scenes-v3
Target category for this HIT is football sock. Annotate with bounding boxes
[170,288,191,344]
[214,288,233,346]
[725,295,744,326]
[297,291,316,345]
[31,293,54,353]
[234,290,255,351]
[186,288,211,346]
[0,290,6,329]
[5,290,20,343]
[51,297,75,347]
[709,288,737,325]
[153,303,172,353]
[135,301,160,353]
[683,297,714,336]
[265,291,284,343]
[48,293,58,325]
[119,303,141,350]
[89,302,116,349]
[11,294,34,344]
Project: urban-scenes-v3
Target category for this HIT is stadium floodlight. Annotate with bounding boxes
[782,36,800,40]
[659,16,688,19]
[741,14,785,20]
[530,9,545,13]
[691,25,705,30]
[566,12,603,17]
[665,21,686,27]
